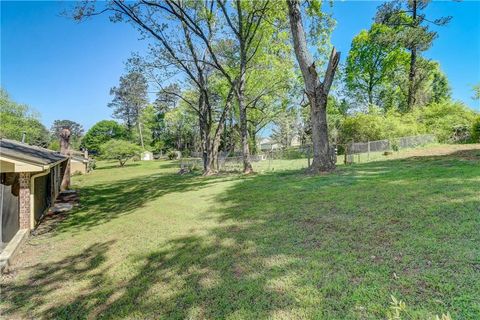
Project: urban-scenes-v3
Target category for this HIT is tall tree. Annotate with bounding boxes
[80,120,127,153]
[50,119,84,149]
[375,0,451,110]
[243,19,296,154]
[345,24,404,109]
[109,71,149,148]
[215,0,277,173]
[74,1,236,175]
[287,0,340,173]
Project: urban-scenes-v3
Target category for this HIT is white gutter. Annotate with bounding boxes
[29,168,50,229]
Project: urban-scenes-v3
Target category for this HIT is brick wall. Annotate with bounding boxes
[19,172,31,230]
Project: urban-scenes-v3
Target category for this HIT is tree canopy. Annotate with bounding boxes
[81,120,127,153]
[0,89,50,146]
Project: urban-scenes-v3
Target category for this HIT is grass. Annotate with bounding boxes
[1,144,479,319]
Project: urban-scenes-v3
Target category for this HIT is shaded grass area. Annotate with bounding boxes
[1,146,479,319]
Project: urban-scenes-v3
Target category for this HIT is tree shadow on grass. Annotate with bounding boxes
[94,162,142,170]
[48,172,233,235]
[1,241,116,319]
[1,150,479,319]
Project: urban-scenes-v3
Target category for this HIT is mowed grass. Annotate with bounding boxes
[1,145,479,319]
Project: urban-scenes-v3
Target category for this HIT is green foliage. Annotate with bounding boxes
[138,104,156,150]
[162,101,197,151]
[100,139,142,167]
[339,107,423,144]
[411,101,477,143]
[473,83,480,100]
[109,71,148,132]
[387,295,452,320]
[271,108,301,148]
[167,150,179,160]
[430,64,451,103]
[0,88,50,146]
[81,120,127,154]
[345,22,451,112]
[338,100,478,145]
[472,116,480,143]
[48,140,60,151]
[345,23,406,108]
[304,0,336,67]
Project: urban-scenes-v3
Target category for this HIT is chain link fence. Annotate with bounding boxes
[345,134,437,163]
[178,134,437,172]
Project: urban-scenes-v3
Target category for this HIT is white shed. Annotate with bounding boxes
[141,151,154,161]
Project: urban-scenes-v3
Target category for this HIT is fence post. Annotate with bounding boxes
[268,149,272,171]
[367,140,370,162]
[307,145,311,168]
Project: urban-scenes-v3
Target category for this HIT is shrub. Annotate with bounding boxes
[338,101,478,145]
[167,150,181,160]
[472,116,480,143]
[412,101,477,143]
[87,158,96,171]
[100,139,142,167]
[339,110,424,144]
[167,150,176,160]
[81,120,127,154]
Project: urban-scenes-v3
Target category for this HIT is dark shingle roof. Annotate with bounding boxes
[71,155,89,163]
[0,138,67,165]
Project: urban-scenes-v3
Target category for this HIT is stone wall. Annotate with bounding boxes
[18,172,30,230]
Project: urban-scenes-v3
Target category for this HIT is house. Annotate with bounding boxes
[259,138,281,151]
[259,135,302,152]
[71,154,90,175]
[0,138,68,254]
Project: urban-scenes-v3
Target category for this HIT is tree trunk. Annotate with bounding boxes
[407,0,418,111]
[60,128,71,191]
[407,47,417,111]
[237,86,253,174]
[236,86,253,172]
[198,93,212,175]
[287,0,340,173]
[249,126,257,155]
[308,91,334,172]
[137,121,145,149]
[210,87,235,173]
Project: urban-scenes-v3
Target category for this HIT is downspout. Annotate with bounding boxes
[29,168,50,230]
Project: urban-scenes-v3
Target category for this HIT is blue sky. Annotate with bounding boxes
[1,1,479,131]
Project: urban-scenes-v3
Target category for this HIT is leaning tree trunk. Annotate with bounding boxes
[287,0,340,173]
[60,128,71,191]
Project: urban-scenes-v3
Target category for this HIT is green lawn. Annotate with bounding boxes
[1,145,479,319]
